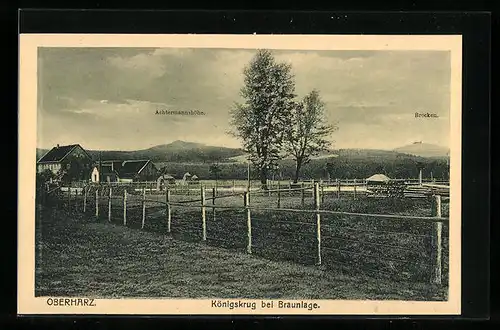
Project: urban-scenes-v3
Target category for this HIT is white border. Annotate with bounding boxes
[18,34,462,315]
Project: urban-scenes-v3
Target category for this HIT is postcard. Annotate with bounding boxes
[18,34,462,315]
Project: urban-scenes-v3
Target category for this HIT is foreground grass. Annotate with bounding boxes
[35,205,447,300]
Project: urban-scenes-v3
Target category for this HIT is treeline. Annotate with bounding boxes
[158,157,449,181]
[85,148,245,163]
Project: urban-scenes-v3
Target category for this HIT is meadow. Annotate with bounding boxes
[39,186,449,300]
[35,199,448,300]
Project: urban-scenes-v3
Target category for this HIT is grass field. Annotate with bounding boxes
[36,189,449,300]
[69,189,449,285]
[35,203,447,300]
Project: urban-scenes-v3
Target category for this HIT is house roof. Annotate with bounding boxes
[191,174,199,179]
[101,160,124,168]
[118,160,151,178]
[366,174,391,182]
[37,144,83,163]
[93,159,156,179]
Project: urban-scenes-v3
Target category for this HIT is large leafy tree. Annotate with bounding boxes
[284,89,337,183]
[229,49,296,188]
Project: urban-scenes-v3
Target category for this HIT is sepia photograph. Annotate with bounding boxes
[18,34,462,315]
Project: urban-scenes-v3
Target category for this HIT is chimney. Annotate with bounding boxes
[56,144,60,148]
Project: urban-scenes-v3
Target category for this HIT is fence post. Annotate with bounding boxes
[431,194,443,285]
[321,182,325,205]
[95,189,99,219]
[75,188,79,210]
[83,186,87,213]
[108,187,112,222]
[288,181,292,197]
[166,189,171,233]
[67,187,71,209]
[337,179,340,198]
[201,185,206,241]
[277,181,281,208]
[301,182,305,208]
[141,188,146,229]
[314,182,322,265]
[123,189,127,226]
[247,185,251,204]
[353,179,357,200]
[244,191,252,254]
[212,187,216,223]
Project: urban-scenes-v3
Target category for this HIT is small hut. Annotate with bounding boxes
[366,174,391,185]
[366,174,390,196]
[191,174,199,181]
[366,174,405,197]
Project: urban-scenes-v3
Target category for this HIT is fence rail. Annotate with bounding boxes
[62,177,449,195]
[44,181,449,285]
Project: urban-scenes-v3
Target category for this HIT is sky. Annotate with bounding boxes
[37,47,451,151]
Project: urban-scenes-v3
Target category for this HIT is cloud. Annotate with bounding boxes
[107,53,168,78]
[37,47,451,150]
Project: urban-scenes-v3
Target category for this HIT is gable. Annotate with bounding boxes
[68,145,93,162]
[139,161,158,174]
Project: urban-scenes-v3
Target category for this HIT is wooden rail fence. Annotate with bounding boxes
[56,182,449,285]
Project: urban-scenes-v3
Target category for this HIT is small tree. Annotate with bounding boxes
[325,162,335,181]
[209,163,222,189]
[285,90,337,183]
[229,49,296,189]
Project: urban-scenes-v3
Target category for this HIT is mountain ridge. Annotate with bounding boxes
[393,142,449,158]
[36,140,246,163]
[36,140,449,163]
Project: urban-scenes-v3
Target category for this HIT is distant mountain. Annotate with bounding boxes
[36,141,449,167]
[226,148,433,166]
[36,141,450,180]
[393,142,449,158]
[37,140,246,163]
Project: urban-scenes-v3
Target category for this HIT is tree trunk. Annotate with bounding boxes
[293,160,302,184]
[260,166,268,189]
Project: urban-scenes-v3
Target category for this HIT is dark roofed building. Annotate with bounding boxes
[98,164,121,183]
[37,144,93,182]
[93,159,159,183]
[38,144,83,163]
[119,160,158,181]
